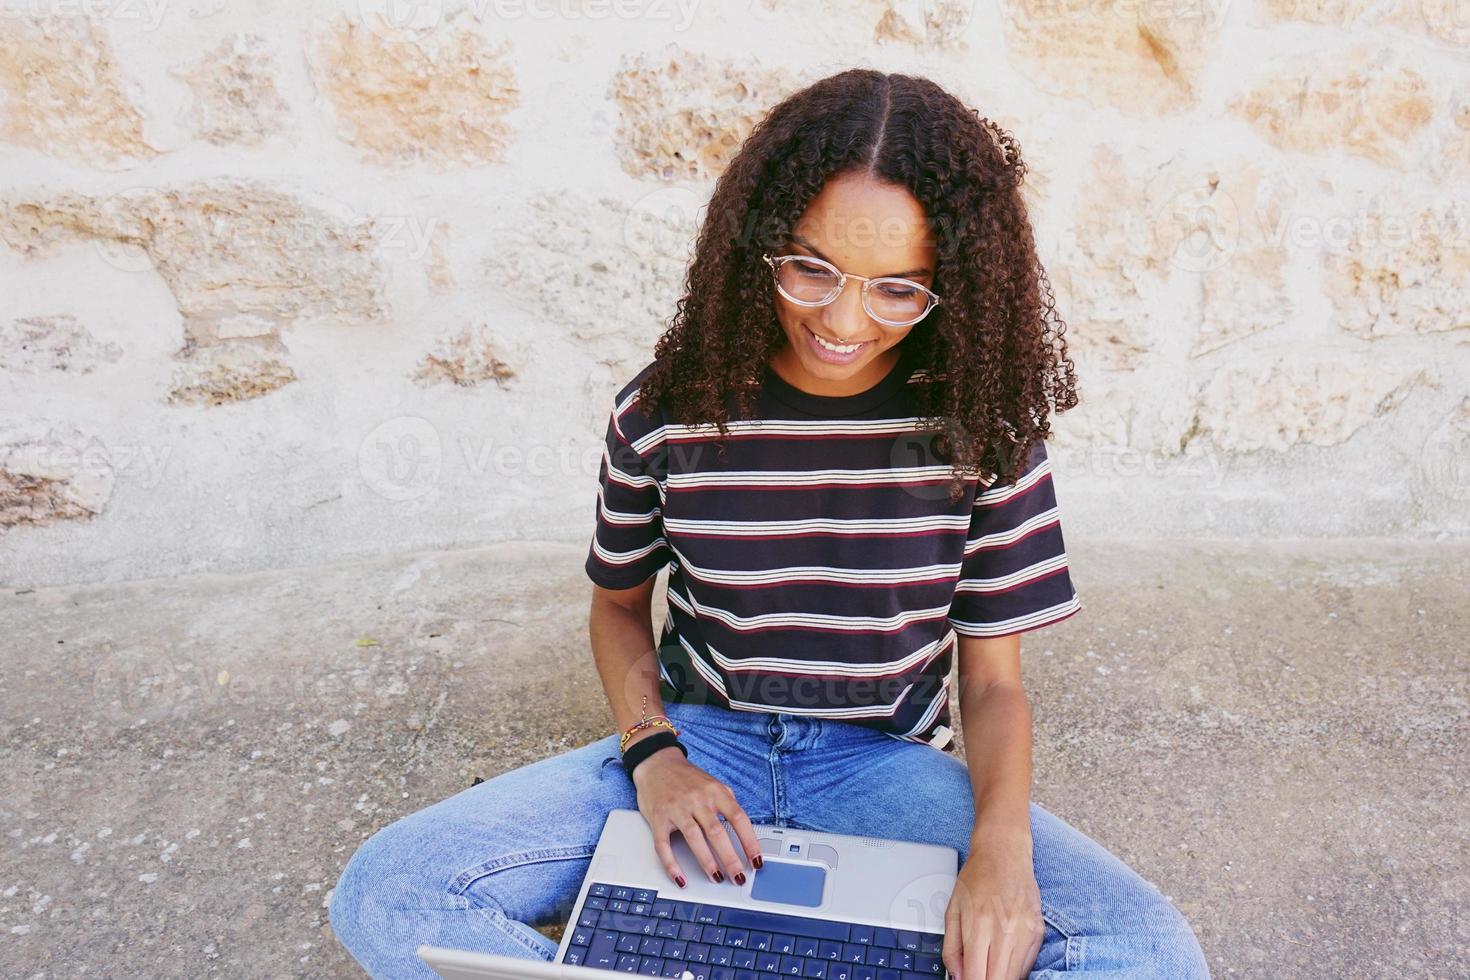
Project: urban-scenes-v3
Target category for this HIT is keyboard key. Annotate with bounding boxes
[688,967,712,980]
[913,954,942,975]
[587,897,609,910]
[640,937,666,956]
[662,961,688,979]
[589,931,620,969]
[670,901,702,922]
[679,922,704,942]
[875,969,901,980]
[827,964,852,980]
[709,946,733,966]
[618,935,643,954]
[712,967,735,980]
[719,908,851,943]
[865,948,890,968]
[842,944,866,963]
[749,931,773,951]
[578,907,600,928]
[640,955,665,976]
[696,906,722,925]
[802,959,827,978]
[891,950,913,970]
[617,952,641,972]
[779,954,804,975]
[818,941,842,960]
[736,970,758,980]
[756,951,781,971]
[853,967,875,980]
[705,926,727,946]
[654,901,676,919]
[850,926,874,945]
[726,929,750,947]
[572,927,594,946]
[918,936,942,956]
[896,931,921,952]
[772,934,796,955]
[658,920,682,939]
[902,972,931,980]
[795,938,818,958]
[732,949,758,969]
[874,930,898,950]
[634,888,656,903]
[688,943,711,963]
[665,940,687,960]
[613,887,634,901]
[565,945,588,966]
[590,883,612,898]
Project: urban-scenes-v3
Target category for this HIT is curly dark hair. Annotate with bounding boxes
[632,68,1079,503]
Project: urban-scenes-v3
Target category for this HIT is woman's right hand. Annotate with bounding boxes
[629,737,764,889]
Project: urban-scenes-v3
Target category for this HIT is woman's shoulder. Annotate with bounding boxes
[606,359,666,449]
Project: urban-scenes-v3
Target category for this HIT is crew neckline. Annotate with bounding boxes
[761,342,915,417]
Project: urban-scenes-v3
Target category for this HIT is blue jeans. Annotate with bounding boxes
[329,699,1209,978]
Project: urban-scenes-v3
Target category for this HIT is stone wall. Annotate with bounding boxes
[1,1,1465,589]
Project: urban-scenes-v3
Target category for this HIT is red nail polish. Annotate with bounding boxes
[753,855,763,869]
[734,872,746,885]
[675,874,686,888]
[713,870,724,883]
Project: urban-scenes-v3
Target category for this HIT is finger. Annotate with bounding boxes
[717,795,765,870]
[986,932,1009,980]
[1012,915,1043,979]
[649,820,688,889]
[962,930,991,980]
[695,804,747,884]
[941,902,963,980]
[675,815,726,883]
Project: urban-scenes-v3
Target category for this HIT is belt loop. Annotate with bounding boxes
[927,725,954,750]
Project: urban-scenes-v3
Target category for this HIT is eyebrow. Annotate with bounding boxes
[789,234,933,280]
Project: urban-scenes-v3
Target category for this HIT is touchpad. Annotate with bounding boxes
[750,860,825,907]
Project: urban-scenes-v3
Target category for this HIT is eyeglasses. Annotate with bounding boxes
[762,252,941,328]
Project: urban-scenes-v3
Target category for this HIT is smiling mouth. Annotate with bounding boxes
[805,325,873,353]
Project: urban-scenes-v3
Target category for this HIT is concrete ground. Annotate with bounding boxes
[1,539,1465,978]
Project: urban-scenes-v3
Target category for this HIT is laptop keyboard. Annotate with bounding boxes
[561,881,945,980]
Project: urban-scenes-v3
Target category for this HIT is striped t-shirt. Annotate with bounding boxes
[584,343,1082,752]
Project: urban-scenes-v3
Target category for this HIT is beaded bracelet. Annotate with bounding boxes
[619,694,680,752]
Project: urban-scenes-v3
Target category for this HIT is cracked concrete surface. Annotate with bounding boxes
[1,539,1465,977]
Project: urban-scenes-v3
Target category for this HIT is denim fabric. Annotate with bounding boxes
[329,699,1209,978]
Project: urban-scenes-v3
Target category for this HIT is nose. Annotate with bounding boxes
[818,277,873,340]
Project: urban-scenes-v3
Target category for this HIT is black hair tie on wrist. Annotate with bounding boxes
[621,730,688,778]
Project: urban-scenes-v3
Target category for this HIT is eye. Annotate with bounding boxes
[874,280,921,299]
[792,258,833,278]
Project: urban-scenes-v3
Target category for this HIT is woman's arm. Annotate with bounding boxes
[588,579,678,758]
[942,633,1044,980]
[956,633,1032,836]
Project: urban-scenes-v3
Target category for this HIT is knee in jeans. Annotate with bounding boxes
[329,822,442,938]
[1150,901,1209,979]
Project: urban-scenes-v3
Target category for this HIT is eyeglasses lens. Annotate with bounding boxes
[773,257,931,326]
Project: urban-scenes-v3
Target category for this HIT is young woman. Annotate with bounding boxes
[329,70,1210,979]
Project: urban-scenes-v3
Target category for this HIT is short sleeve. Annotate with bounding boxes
[584,388,672,590]
[947,438,1082,638]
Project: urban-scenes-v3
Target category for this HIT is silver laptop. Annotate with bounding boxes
[419,807,957,980]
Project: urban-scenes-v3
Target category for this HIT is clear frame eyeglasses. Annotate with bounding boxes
[762,252,942,328]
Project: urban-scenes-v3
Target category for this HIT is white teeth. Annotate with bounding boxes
[811,330,863,353]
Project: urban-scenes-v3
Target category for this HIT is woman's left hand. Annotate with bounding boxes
[941,821,1044,980]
